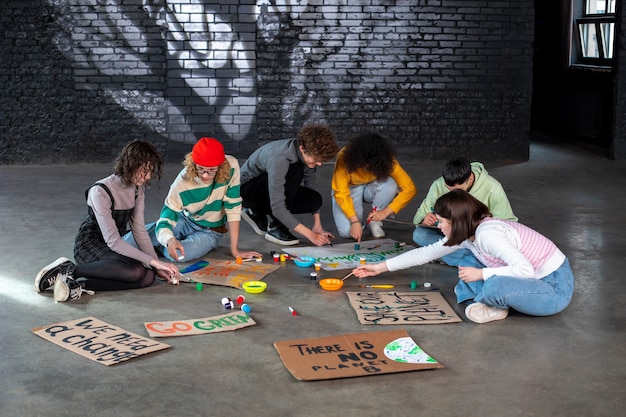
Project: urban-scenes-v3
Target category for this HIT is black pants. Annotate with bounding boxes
[240,163,322,225]
[75,250,156,291]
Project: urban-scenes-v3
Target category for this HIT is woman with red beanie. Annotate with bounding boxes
[127,137,261,262]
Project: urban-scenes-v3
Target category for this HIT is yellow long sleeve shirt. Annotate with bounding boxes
[332,150,417,219]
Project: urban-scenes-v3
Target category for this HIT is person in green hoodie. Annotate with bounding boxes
[412,157,517,266]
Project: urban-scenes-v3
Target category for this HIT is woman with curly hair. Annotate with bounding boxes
[239,124,339,246]
[331,132,417,242]
[127,137,262,263]
[35,140,181,302]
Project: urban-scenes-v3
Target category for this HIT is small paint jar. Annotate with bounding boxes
[236,256,243,264]
[410,280,417,290]
[241,303,251,314]
[354,244,360,250]
[236,295,245,304]
[314,262,321,271]
[310,272,317,280]
[359,256,366,265]
[280,254,287,262]
[273,253,280,262]
[195,282,203,291]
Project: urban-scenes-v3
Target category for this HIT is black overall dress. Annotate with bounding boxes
[74,183,136,265]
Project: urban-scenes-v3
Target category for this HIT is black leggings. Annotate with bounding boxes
[240,163,323,222]
[75,250,156,291]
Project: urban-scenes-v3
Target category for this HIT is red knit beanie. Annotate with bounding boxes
[192,137,225,167]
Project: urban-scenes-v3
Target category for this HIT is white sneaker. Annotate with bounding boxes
[35,257,75,293]
[53,274,94,302]
[369,221,385,238]
[465,302,509,324]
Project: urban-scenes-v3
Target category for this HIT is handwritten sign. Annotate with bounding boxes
[274,329,443,380]
[184,258,280,288]
[347,292,462,325]
[32,317,170,366]
[144,312,256,337]
[282,239,414,270]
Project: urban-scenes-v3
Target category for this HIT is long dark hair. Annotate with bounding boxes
[434,190,491,246]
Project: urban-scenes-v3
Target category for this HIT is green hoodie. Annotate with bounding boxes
[412,162,517,225]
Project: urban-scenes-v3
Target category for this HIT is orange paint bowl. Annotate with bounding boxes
[319,278,344,291]
[242,281,267,294]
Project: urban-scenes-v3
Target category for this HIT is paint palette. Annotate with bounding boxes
[319,278,344,291]
[293,256,315,268]
[242,281,267,294]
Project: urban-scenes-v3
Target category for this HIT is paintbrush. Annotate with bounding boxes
[178,272,195,283]
[241,256,262,263]
[359,284,395,289]
[341,271,354,281]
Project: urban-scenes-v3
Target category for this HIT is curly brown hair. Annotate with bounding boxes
[183,153,232,184]
[296,124,339,162]
[342,132,395,179]
[113,140,163,187]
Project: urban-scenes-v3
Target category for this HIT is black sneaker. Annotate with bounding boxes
[242,208,268,235]
[35,257,76,293]
[265,223,300,246]
[53,274,94,302]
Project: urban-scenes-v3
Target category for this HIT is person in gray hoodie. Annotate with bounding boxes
[239,124,339,246]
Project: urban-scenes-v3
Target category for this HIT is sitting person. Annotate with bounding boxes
[413,157,517,265]
[125,137,261,262]
[331,132,416,242]
[353,190,574,324]
[239,124,339,246]
[35,140,181,302]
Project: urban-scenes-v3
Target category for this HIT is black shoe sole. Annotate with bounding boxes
[264,232,299,246]
[242,209,266,236]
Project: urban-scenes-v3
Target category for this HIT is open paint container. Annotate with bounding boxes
[242,281,268,294]
[293,256,315,268]
[319,278,344,291]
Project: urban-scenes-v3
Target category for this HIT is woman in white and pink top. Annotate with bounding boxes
[353,189,575,324]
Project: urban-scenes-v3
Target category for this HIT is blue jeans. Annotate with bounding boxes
[412,226,474,266]
[123,214,223,263]
[454,258,575,316]
[332,177,398,238]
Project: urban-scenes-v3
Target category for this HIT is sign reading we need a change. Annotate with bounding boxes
[33,317,170,366]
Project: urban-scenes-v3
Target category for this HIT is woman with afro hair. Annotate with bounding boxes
[331,132,417,242]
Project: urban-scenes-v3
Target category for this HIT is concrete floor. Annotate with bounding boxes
[1,139,624,417]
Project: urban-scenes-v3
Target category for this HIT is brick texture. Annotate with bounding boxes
[1,0,536,163]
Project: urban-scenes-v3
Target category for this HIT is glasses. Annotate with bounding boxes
[195,165,219,176]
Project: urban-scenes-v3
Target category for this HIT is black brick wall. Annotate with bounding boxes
[1,0,536,164]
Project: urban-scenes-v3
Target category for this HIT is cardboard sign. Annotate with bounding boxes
[274,329,443,380]
[144,312,256,338]
[282,239,414,270]
[347,291,462,325]
[32,317,170,366]
[182,258,280,288]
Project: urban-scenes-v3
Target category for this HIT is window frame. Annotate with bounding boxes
[570,0,617,69]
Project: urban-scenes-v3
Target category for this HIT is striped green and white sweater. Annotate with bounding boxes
[155,155,243,246]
